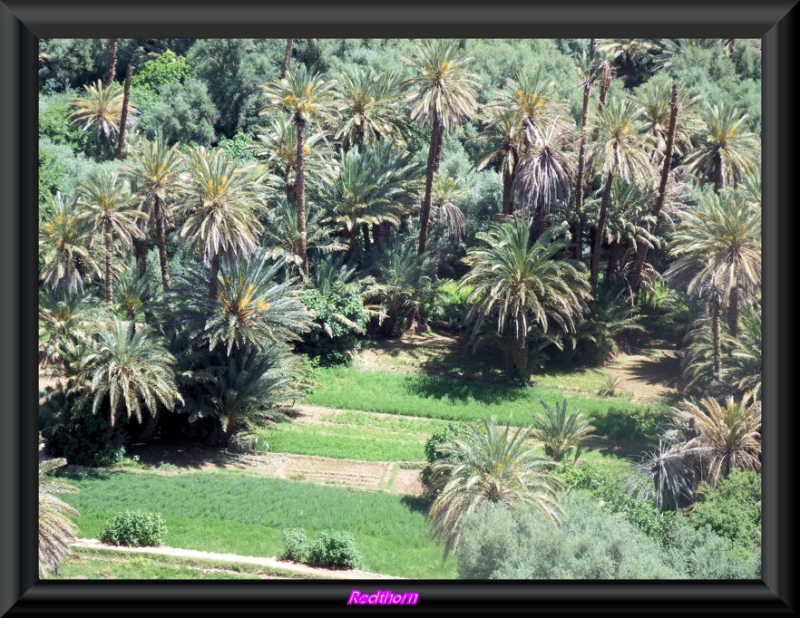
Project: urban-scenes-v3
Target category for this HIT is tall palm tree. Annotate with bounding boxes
[473,107,522,215]
[75,318,182,428]
[77,173,146,302]
[428,418,564,558]
[39,458,79,578]
[123,135,184,291]
[665,188,761,377]
[404,40,479,255]
[261,65,340,274]
[335,66,405,152]
[39,191,100,295]
[173,252,315,356]
[459,216,591,372]
[729,306,762,401]
[178,145,264,299]
[512,122,575,238]
[672,395,761,488]
[684,103,760,194]
[587,95,654,298]
[69,80,135,157]
[572,43,599,260]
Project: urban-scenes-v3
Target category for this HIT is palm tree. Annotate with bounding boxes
[572,43,599,259]
[512,122,575,238]
[75,318,182,428]
[630,439,695,512]
[428,418,564,558]
[173,253,315,356]
[665,188,761,377]
[178,145,264,299]
[404,40,479,255]
[181,344,303,441]
[459,216,591,373]
[587,94,654,298]
[473,107,522,215]
[39,191,100,295]
[69,80,135,157]
[672,395,761,488]
[530,399,595,463]
[261,198,347,277]
[123,135,184,291]
[76,173,146,302]
[335,66,405,152]
[684,103,760,193]
[261,65,340,274]
[252,112,338,204]
[39,458,79,578]
[729,306,762,400]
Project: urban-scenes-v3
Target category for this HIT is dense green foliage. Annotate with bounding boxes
[100,510,167,547]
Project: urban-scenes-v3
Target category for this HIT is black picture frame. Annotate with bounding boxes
[2,1,795,614]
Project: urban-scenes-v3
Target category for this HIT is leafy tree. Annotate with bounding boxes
[135,78,217,147]
[177,145,265,298]
[460,217,591,373]
[261,64,341,274]
[428,418,563,558]
[530,399,595,463]
[76,172,147,302]
[74,318,182,428]
[404,40,479,255]
[38,458,80,578]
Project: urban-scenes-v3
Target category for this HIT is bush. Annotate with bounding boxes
[307,531,362,570]
[100,510,167,547]
[280,528,310,562]
[420,421,476,501]
[456,493,683,579]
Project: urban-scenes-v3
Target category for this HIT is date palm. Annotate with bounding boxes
[404,40,479,255]
[173,252,315,356]
[261,65,340,274]
[39,458,79,578]
[460,216,591,372]
[684,103,760,193]
[530,399,595,463]
[69,80,130,153]
[335,66,405,152]
[729,307,761,401]
[77,172,146,303]
[665,188,761,377]
[587,95,654,298]
[473,108,522,215]
[123,135,184,291]
[39,191,100,295]
[178,145,264,299]
[75,318,182,427]
[428,418,564,558]
[672,395,761,488]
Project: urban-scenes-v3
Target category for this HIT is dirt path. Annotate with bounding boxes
[72,538,404,579]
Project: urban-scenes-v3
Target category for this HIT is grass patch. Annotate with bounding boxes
[306,367,668,440]
[57,469,456,579]
[55,546,317,580]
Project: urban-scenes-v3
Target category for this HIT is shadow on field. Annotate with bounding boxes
[400,495,430,515]
[126,441,239,470]
[407,373,529,405]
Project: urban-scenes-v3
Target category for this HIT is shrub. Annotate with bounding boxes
[456,492,683,579]
[280,528,311,562]
[100,510,167,547]
[420,421,475,501]
[307,531,362,570]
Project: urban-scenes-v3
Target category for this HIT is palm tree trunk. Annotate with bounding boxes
[712,292,722,380]
[209,253,221,300]
[533,194,547,239]
[606,239,622,285]
[502,154,516,215]
[133,236,147,278]
[591,170,614,299]
[154,196,171,290]
[714,151,726,194]
[728,287,739,338]
[294,113,309,275]
[629,84,680,294]
[116,64,134,160]
[105,220,114,303]
[281,39,294,79]
[362,223,371,252]
[106,38,118,87]
[418,116,444,255]
[573,80,592,260]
